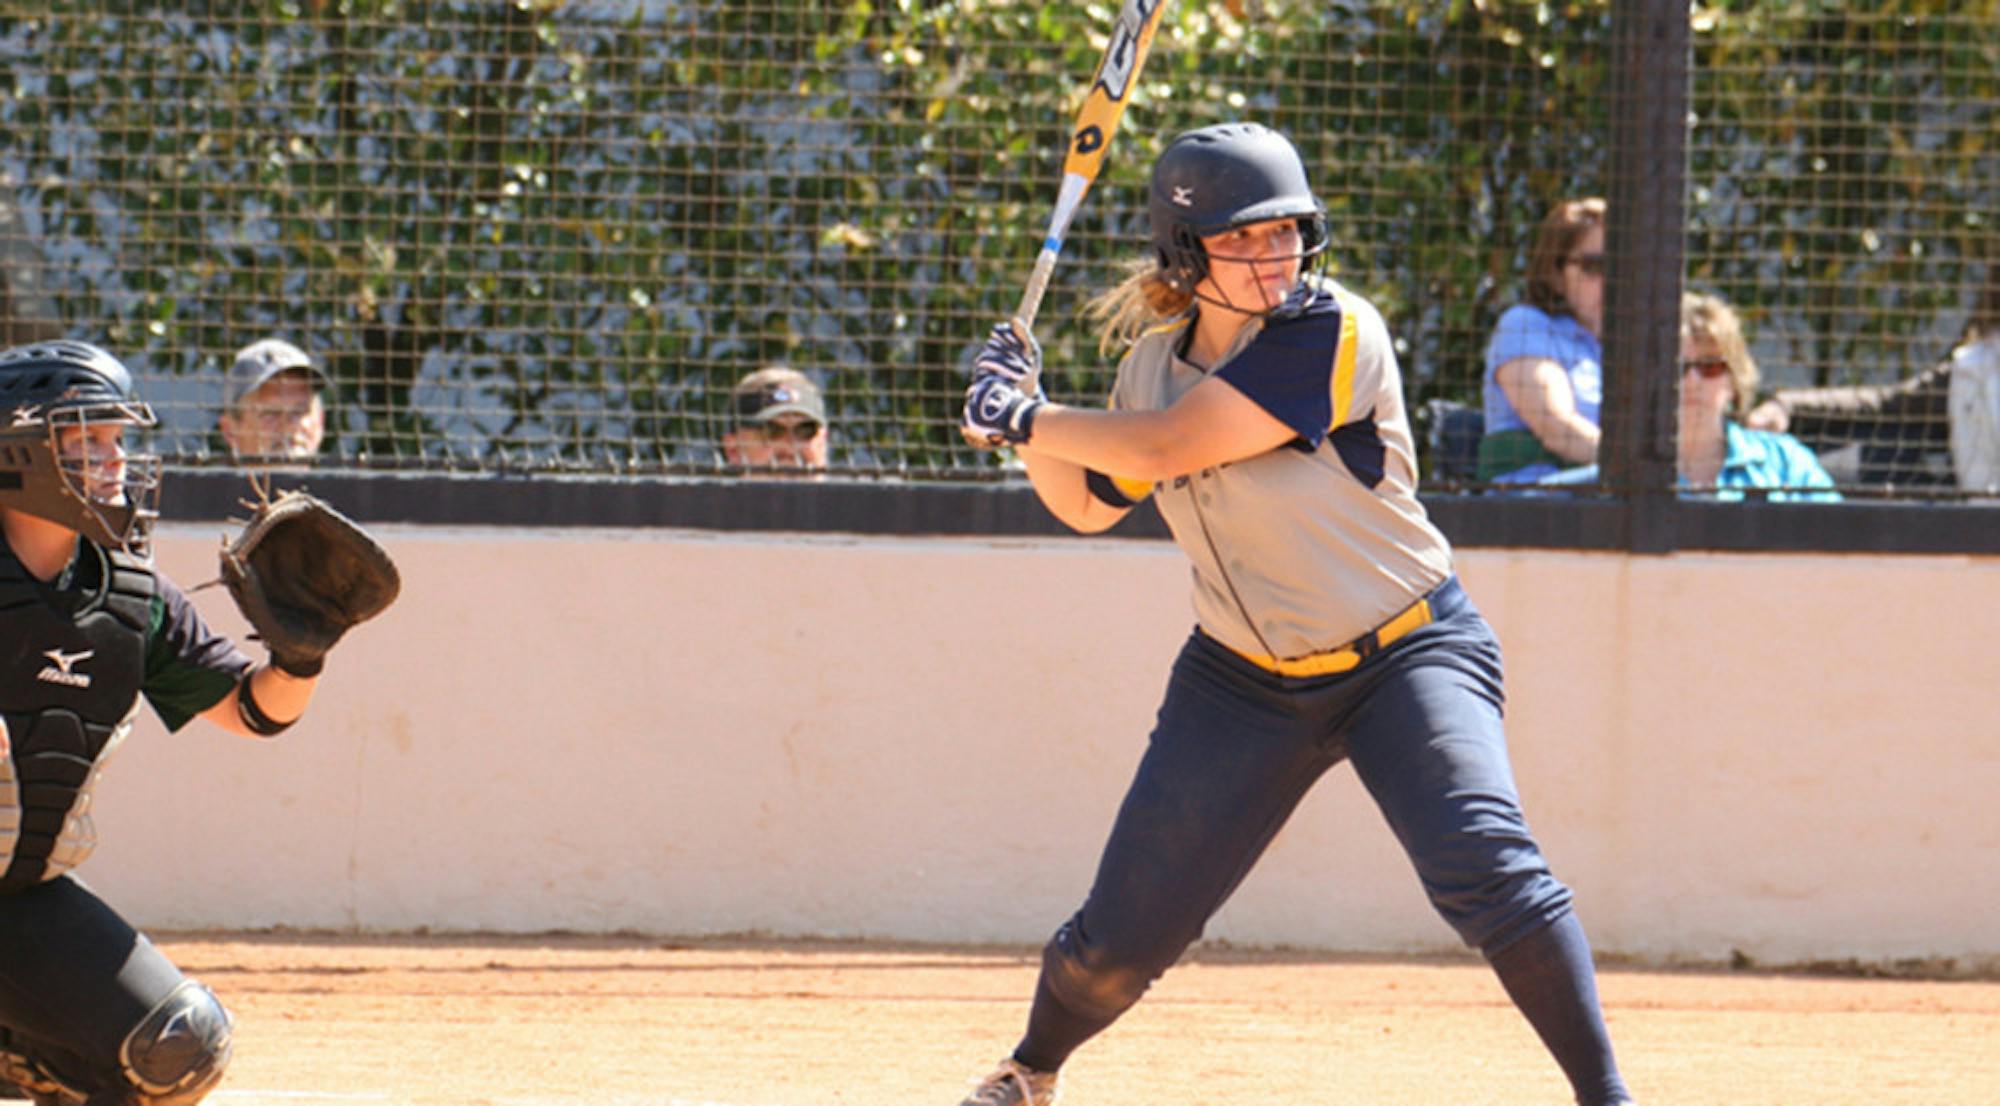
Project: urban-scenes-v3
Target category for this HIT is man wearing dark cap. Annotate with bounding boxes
[218,338,328,461]
[723,365,829,472]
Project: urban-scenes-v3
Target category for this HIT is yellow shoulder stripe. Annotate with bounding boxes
[1330,285,1359,428]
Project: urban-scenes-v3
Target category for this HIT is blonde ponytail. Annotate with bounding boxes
[1084,257,1194,355]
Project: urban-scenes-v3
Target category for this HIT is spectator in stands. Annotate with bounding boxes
[722,365,830,473]
[1743,362,1950,487]
[1478,196,1606,482]
[219,338,328,461]
[1678,292,1839,502]
[1744,276,2000,492]
[1948,299,2000,494]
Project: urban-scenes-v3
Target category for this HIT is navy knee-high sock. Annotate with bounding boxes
[1011,973,1114,1073]
[1485,910,1632,1106]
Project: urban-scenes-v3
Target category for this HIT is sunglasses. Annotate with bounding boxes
[1563,252,1607,277]
[1681,357,1732,379]
[754,419,822,443]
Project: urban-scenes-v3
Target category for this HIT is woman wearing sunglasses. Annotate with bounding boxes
[1678,292,1839,501]
[1478,196,1608,482]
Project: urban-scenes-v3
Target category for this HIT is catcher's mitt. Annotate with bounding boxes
[220,488,400,677]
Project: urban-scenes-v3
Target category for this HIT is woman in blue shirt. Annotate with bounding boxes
[1480,197,1607,481]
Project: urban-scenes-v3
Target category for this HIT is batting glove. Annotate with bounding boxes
[963,375,1044,446]
[972,321,1042,388]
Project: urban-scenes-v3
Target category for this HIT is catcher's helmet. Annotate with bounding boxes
[1149,122,1328,295]
[0,340,161,556]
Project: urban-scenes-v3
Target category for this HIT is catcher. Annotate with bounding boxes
[0,341,397,1106]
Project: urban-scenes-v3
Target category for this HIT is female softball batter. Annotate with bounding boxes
[956,123,1636,1106]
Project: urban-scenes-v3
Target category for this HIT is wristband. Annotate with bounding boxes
[1013,398,1043,444]
[236,673,296,737]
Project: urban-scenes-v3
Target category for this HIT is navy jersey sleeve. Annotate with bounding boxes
[144,575,255,732]
[1214,323,1336,447]
[1213,287,1357,448]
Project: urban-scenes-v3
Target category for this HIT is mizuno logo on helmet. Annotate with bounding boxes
[1172,186,1194,207]
[11,404,39,426]
[37,647,95,688]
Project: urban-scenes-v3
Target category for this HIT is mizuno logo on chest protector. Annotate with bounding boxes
[37,646,95,687]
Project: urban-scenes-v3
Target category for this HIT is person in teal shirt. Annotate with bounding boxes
[1678,292,1840,503]
[1540,292,1840,502]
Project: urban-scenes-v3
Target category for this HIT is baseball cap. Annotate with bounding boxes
[226,338,327,411]
[732,366,826,425]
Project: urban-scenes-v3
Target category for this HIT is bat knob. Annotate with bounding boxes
[959,426,1003,450]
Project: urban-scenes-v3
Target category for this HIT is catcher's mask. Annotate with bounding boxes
[0,340,162,558]
[1148,122,1329,313]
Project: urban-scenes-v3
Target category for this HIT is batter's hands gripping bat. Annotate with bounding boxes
[963,0,1172,446]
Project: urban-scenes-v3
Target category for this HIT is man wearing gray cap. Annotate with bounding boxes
[722,365,830,472]
[218,338,328,461]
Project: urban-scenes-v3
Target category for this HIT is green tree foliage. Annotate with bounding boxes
[0,1,1989,477]
[1686,1,1999,387]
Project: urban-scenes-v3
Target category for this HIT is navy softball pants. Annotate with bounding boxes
[1013,577,1628,1104]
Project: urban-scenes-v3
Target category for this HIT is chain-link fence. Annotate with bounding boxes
[1,1,1994,495]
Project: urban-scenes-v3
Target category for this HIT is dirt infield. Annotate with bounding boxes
[176,932,1998,1106]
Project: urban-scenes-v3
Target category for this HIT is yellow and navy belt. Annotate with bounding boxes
[1217,592,1436,677]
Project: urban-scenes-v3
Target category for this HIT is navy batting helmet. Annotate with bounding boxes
[1149,122,1328,294]
[0,340,161,556]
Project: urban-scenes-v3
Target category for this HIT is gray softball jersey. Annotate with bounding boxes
[1107,277,1453,661]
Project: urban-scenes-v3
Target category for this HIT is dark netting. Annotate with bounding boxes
[0,3,1990,496]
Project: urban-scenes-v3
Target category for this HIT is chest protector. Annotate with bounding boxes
[0,544,153,893]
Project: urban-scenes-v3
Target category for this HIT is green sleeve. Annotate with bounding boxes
[144,593,254,733]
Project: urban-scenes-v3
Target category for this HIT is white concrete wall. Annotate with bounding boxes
[83,522,2000,968]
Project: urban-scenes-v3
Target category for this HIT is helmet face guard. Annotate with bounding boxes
[0,341,162,559]
[1149,123,1330,312]
[1171,217,1330,315]
[43,402,162,557]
